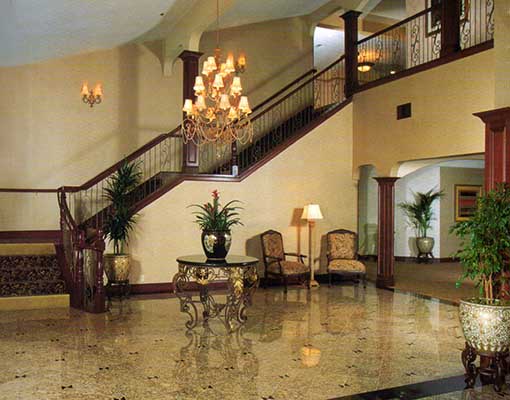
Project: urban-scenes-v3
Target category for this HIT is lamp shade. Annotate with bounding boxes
[301,204,323,221]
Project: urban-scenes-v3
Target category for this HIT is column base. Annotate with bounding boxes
[376,276,394,288]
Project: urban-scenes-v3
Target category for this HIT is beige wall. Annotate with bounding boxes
[199,17,314,107]
[495,0,510,107]
[353,49,495,176]
[128,105,356,283]
[0,43,183,189]
[439,166,484,258]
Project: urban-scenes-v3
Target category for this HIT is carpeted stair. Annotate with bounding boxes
[0,245,66,298]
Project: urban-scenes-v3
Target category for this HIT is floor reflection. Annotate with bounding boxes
[0,284,505,399]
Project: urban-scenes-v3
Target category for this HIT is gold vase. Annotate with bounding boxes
[104,254,131,282]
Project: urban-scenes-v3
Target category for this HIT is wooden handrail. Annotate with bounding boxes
[251,68,317,113]
[357,7,433,45]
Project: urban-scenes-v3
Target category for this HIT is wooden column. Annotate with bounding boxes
[440,0,461,57]
[341,11,361,99]
[374,177,399,288]
[179,50,203,173]
[474,107,510,191]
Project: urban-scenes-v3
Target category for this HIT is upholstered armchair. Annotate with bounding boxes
[260,230,309,292]
[326,229,366,287]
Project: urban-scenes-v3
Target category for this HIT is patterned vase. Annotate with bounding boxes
[103,254,130,282]
[201,230,232,260]
[459,299,510,352]
[416,237,434,253]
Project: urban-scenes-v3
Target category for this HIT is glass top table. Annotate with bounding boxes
[173,255,259,331]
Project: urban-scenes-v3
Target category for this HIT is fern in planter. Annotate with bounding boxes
[102,161,142,255]
[399,189,443,238]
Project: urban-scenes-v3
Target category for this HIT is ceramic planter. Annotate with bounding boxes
[416,237,434,253]
[459,298,510,353]
[103,254,130,282]
[201,230,232,260]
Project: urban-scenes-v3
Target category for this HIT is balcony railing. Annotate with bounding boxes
[356,0,494,85]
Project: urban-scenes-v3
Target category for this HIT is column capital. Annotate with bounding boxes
[374,177,400,185]
[474,107,510,131]
[340,10,362,20]
[178,50,203,61]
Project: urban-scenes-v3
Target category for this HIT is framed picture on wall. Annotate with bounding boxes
[455,185,482,221]
[426,0,470,36]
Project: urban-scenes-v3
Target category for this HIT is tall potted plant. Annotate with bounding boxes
[189,190,243,260]
[451,185,510,353]
[102,161,142,282]
[399,189,443,255]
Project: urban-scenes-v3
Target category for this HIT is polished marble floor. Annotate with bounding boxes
[0,284,507,399]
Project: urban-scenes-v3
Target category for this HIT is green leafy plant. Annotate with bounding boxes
[102,161,142,254]
[399,189,444,237]
[450,185,510,301]
[189,190,243,231]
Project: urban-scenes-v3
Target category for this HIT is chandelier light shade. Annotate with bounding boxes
[181,0,253,147]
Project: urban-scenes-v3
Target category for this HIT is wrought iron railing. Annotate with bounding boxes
[460,0,494,50]
[58,189,106,313]
[357,8,440,84]
[65,130,182,230]
[236,56,346,174]
[356,0,494,85]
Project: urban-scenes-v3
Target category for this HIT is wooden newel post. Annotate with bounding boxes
[374,177,399,288]
[341,10,361,98]
[474,108,510,192]
[231,141,239,176]
[179,50,203,173]
[440,0,461,57]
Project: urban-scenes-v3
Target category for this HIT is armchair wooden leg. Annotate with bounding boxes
[363,274,367,288]
[284,276,288,294]
[328,272,332,287]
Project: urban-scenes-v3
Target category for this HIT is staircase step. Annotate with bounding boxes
[0,280,66,297]
[0,294,69,311]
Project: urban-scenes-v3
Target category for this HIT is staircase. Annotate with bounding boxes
[56,56,347,313]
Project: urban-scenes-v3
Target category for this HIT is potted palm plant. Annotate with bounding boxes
[399,189,443,255]
[102,161,142,282]
[189,190,243,260]
[451,185,510,352]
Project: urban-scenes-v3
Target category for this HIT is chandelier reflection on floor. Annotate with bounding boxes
[181,0,253,147]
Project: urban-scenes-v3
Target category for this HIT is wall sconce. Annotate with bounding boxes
[81,82,103,107]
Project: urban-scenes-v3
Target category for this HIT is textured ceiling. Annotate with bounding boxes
[0,0,175,67]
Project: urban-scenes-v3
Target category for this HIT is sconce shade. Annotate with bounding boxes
[301,204,323,221]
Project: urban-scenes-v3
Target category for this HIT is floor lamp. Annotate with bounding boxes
[302,204,323,288]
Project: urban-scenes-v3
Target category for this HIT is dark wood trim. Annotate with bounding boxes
[0,230,62,244]
[440,0,461,57]
[359,255,459,263]
[252,68,317,113]
[130,280,228,294]
[356,40,493,94]
[0,188,58,193]
[357,7,432,45]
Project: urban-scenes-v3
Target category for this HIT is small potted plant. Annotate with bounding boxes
[399,189,443,255]
[451,185,510,353]
[189,190,243,260]
[102,161,142,282]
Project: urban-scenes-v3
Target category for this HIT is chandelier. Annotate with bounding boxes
[181,0,253,147]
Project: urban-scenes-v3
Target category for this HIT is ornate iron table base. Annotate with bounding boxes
[173,255,259,332]
[462,342,509,392]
